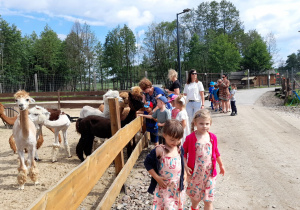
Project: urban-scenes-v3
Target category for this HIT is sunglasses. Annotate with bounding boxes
[222,76,225,78]
[191,73,197,75]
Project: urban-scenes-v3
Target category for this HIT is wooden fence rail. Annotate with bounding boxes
[28,99,148,210]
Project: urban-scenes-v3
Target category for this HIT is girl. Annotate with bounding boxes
[175,94,190,145]
[144,119,185,210]
[183,109,225,210]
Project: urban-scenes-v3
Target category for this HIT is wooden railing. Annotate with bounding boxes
[28,99,149,209]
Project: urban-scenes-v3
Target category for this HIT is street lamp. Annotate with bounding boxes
[177,8,191,85]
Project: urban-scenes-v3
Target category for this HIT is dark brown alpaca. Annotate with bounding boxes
[75,92,144,161]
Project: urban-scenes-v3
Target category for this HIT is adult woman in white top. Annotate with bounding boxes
[183,69,205,126]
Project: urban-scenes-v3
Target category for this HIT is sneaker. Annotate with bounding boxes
[235,113,237,115]
[230,112,235,116]
[215,109,218,112]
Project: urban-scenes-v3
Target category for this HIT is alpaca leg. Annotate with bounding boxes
[51,145,60,163]
[83,135,94,158]
[17,150,27,190]
[9,135,17,154]
[62,128,72,158]
[76,136,86,162]
[53,129,60,147]
[29,160,39,185]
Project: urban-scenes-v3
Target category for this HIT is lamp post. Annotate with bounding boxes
[177,8,191,85]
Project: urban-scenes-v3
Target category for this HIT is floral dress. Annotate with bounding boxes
[186,141,216,202]
[153,146,184,210]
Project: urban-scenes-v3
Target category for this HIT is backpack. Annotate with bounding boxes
[216,89,219,98]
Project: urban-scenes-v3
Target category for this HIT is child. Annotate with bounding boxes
[212,84,220,112]
[175,94,190,144]
[137,101,159,145]
[230,83,237,116]
[168,94,180,119]
[208,82,215,110]
[183,109,225,210]
[138,96,171,144]
[144,119,185,209]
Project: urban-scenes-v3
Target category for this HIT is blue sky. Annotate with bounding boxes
[1,0,300,67]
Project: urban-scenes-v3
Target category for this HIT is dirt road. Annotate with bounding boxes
[0,88,299,209]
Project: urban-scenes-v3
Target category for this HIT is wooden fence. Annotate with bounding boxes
[0,91,108,109]
[28,98,149,209]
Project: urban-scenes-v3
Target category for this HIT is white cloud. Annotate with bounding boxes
[57,33,67,41]
[1,0,300,66]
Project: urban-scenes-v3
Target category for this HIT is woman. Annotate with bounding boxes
[165,69,181,95]
[218,74,230,113]
[139,78,169,113]
[183,69,205,126]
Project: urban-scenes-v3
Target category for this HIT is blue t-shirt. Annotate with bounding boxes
[212,88,219,101]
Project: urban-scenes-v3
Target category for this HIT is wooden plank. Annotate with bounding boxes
[109,98,123,175]
[96,132,148,210]
[59,103,101,109]
[59,91,106,96]
[29,117,143,210]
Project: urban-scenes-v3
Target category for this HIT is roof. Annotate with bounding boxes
[241,76,257,81]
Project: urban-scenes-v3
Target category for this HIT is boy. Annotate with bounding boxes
[230,83,237,116]
[212,84,220,112]
[137,101,159,145]
[138,96,171,143]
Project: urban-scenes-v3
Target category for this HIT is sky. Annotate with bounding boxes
[0,0,300,68]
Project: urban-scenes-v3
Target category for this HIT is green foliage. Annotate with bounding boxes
[242,38,272,74]
[208,34,241,72]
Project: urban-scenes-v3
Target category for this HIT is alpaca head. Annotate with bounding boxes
[103,90,123,104]
[131,86,143,97]
[14,90,35,111]
[128,92,144,111]
[28,106,50,125]
[119,92,129,108]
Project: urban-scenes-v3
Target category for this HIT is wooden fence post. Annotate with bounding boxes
[34,73,38,92]
[57,90,61,109]
[108,98,124,175]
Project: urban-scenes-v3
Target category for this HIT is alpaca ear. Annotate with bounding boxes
[30,97,35,103]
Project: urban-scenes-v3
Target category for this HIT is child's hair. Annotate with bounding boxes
[175,94,186,107]
[214,84,218,88]
[161,119,184,148]
[231,83,236,88]
[191,109,212,132]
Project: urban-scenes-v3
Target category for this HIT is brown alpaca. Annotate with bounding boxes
[0,103,18,126]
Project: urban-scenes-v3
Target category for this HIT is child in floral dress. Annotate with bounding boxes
[144,119,185,210]
[183,109,225,210]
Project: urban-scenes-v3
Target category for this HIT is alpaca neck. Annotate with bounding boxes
[121,108,136,127]
[19,109,30,138]
[0,113,18,126]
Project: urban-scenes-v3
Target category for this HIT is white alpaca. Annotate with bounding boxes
[13,90,38,190]
[80,89,123,118]
[29,106,72,163]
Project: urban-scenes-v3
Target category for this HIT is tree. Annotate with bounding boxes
[184,33,207,71]
[208,33,241,72]
[242,39,272,74]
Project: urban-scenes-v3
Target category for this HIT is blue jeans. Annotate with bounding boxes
[186,101,202,126]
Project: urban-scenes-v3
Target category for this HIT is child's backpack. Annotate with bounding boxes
[216,89,219,98]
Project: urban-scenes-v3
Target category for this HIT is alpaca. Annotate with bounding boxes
[29,106,72,163]
[75,91,144,161]
[80,89,123,118]
[7,106,63,157]
[13,90,38,190]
